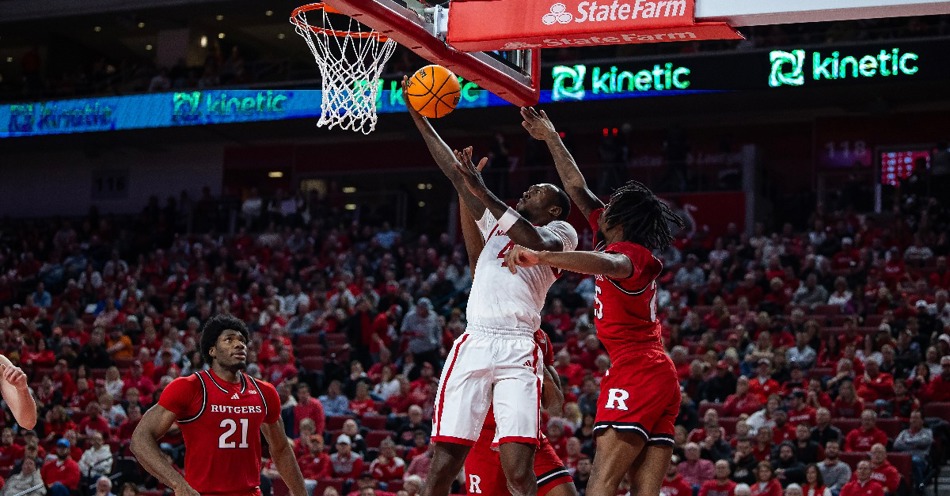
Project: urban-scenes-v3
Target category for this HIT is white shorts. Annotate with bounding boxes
[431,326,543,447]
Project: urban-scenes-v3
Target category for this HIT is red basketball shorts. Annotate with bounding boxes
[465,431,573,496]
[594,350,681,446]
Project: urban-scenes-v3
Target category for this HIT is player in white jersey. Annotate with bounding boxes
[404,78,578,496]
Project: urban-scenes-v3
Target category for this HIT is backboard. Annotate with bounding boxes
[321,0,540,106]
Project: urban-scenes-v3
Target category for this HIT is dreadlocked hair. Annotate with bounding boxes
[604,180,685,251]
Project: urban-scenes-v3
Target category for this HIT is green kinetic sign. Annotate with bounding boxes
[551,63,691,101]
[769,48,919,87]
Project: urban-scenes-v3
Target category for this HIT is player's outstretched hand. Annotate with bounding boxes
[0,364,28,391]
[520,107,557,141]
[505,245,542,274]
[452,147,488,173]
[452,146,490,198]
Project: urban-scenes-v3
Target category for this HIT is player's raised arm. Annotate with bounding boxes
[454,147,566,252]
[403,77,485,217]
[455,151,488,273]
[0,355,37,429]
[261,419,307,496]
[521,107,603,219]
[131,405,197,496]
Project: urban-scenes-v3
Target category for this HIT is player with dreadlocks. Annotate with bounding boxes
[507,107,685,496]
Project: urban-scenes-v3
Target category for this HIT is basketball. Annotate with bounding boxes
[405,65,462,118]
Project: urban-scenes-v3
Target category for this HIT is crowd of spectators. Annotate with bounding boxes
[0,176,947,496]
[2,14,948,104]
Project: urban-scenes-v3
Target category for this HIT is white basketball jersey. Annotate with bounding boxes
[467,209,578,331]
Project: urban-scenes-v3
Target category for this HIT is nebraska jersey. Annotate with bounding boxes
[589,208,664,362]
[469,210,578,332]
[158,370,280,495]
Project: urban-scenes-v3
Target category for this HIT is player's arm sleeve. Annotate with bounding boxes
[156,377,198,419]
[605,241,661,287]
[541,220,578,252]
[261,382,282,424]
[474,208,494,238]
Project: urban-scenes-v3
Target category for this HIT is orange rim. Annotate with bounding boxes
[290,3,389,41]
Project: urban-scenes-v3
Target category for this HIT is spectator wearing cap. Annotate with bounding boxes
[786,390,816,427]
[724,376,764,417]
[921,354,950,402]
[661,454,693,496]
[41,439,80,496]
[702,360,737,403]
[867,444,900,495]
[330,434,364,482]
[893,411,932,493]
[844,410,888,453]
[749,359,781,400]
[400,298,441,367]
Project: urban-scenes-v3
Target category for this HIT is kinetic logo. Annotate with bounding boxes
[552,62,691,101]
[769,50,805,87]
[769,47,919,87]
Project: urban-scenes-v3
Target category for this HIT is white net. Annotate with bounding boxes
[291,4,397,134]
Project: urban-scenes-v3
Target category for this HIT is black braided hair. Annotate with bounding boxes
[603,180,685,251]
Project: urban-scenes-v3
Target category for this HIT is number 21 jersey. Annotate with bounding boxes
[158,369,281,495]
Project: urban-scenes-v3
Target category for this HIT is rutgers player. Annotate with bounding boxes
[457,184,575,496]
[404,78,577,496]
[131,315,307,496]
[509,107,685,496]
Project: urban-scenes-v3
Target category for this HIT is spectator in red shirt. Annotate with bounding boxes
[123,361,156,401]
[298,435,332,491]
[787,390,817,427]
[77,402,111,440]
[369,438,406,483]
[854,359,894,405]
[748,359,781,400]
[844,410,889,453]
[0,428,24,468]
[832,380,865,418]
[699,460,736,496]
[542,298,573,335]
[840,461,884,496]
[750,461,783,496]
[724,376,764,417]
[116,404,142,442]
[41,439,81,496]
[554,350,586,388]
[349,382,377,416]
[868,444,901,495]
[922,355,950,402]
[293,384,326,438]
[688,409,726,444]
[661,455,693,496]
[330,434,364,482]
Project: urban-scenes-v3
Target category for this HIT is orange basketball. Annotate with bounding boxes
[405,65,462,118]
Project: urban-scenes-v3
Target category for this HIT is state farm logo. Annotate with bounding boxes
[542,3,573,25]
[540,0,688,26]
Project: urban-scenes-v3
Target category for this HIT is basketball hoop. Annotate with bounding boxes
[291,3,397,134]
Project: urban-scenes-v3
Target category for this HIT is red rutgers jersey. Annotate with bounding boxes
[589,208,664,362]
[158,370,280,495]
